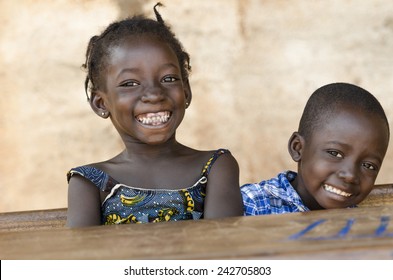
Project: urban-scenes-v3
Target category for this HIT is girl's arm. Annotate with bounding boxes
[203,152,244,218]
[66,175,101,227]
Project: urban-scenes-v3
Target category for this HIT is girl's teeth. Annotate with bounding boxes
[137,112,170,126]
[323,184,352,197]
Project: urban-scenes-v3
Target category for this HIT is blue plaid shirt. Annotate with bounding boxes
[241,171,309,215]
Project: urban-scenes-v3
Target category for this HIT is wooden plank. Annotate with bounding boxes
[359,184,393,207]
[0,184,393,232]
[0,183,391,233]
[1,205,393,259]
[0,208,66,232]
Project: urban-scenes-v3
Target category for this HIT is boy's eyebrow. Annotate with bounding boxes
[325,141,384,163]
[324,141,351,147]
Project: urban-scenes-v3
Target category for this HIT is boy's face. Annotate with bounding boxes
[290,107,389,210]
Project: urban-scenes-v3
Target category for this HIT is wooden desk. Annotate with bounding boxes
[0,208,66,232]
[0,184,389,233]
[1,205,393,259]
[359,184,393,207]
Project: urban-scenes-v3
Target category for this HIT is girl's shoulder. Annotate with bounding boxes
[204,148,231,156]
[189,148,232,162]
[67,163,119,192]
[199,148,233,172]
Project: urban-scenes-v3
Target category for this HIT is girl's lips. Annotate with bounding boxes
[323,184,352,197]
[135,111,171,126]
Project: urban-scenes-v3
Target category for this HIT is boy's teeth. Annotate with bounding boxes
[136,111,170,126]
[323,184,352,197]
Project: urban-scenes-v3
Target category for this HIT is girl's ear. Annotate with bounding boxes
[183,79,192,108]
[288,132,304,162]
[90,91,109,118]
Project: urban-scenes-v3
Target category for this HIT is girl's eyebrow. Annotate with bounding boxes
[116,67,139,77]
[116,63,180,78]
[116,63,180,79]
[158,62,180,71]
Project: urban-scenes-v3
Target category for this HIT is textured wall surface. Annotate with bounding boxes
[1,0,393,212]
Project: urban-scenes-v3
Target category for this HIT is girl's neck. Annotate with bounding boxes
[121,138,188,160]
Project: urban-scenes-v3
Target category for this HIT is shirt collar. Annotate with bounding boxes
[263,171,309,212]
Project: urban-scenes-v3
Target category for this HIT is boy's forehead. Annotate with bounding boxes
[314,108,389,143]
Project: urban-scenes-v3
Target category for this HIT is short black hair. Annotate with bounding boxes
[82,2,191,100]
[298,82,390,141]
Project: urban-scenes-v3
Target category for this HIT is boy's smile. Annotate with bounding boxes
[290,106,389,210]
[323,183,352,197]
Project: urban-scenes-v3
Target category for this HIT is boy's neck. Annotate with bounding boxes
[291,176,324,211]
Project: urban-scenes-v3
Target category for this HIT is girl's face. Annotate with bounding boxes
[290,107,389,210]
[95,35,190,145]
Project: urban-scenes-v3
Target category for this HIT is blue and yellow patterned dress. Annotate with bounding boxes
[67,149,229,225]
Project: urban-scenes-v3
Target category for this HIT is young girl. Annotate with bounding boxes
[66,3,243,227]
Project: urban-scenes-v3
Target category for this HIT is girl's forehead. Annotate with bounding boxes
[117,34,168,48]
[105,35,180,73]
[108,35,176,60]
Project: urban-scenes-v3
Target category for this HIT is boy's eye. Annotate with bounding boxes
[362,162,377,171]
[119,80,139,87]
[162,76,178,83]
[327,150,343,158]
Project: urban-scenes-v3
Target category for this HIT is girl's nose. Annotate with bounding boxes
[141,85,165,103]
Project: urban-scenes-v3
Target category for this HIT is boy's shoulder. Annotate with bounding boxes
[241,171,309,215]
[241,171,295,191]
[240,171,299,207]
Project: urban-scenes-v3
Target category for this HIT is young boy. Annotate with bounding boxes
[241,82,390,215]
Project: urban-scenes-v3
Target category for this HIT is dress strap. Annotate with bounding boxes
[200,149,230,177]
[67,166,119,192]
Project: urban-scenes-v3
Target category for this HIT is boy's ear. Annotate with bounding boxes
[184,79,192,107]
[90,91,109,118]
[288,132,304,162]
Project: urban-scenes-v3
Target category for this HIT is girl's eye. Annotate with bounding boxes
[362,162,377,171]
[327,150,343,158]
[162,76,178,83]
[119,80,139,87]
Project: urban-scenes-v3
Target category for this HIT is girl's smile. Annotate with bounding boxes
[136,111,171,127]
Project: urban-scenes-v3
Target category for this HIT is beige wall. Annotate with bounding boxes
[1,0,393,212]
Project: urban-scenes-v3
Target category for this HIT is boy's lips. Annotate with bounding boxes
[323,183,352,197]
[135,111,171,126]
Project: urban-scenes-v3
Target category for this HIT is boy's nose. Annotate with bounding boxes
[338,164,359,184]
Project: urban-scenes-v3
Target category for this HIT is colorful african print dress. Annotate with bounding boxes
[67,149,229,225]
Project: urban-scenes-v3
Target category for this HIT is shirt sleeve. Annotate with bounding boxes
[241,184,261,216]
